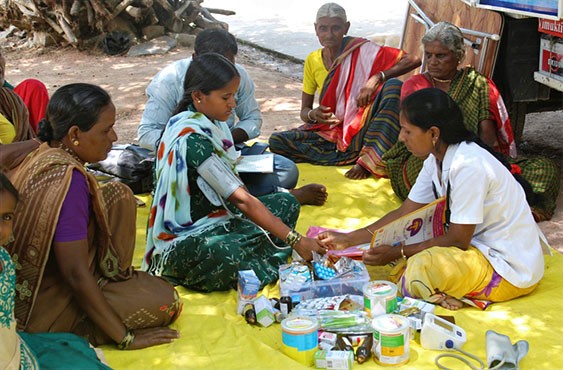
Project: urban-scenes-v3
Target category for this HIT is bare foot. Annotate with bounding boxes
[345,164,371,180]
[289,183,328,206]
[430,293,465,311]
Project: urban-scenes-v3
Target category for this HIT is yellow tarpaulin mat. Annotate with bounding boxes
[102,164,563,369]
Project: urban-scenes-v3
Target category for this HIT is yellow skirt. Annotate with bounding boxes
[390,246,538,309]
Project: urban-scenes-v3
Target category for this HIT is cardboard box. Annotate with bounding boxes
[314,350,354,370]
[237,269,261,314]
[253,295,276,327]
[539,36,563,82]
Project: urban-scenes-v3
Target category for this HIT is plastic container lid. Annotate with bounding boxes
[363,280,397,296]
[281,316,319,334]
[372,314,409,333]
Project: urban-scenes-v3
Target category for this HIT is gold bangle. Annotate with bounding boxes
[117,329,135,350]
[285,229,302,248]
[364,227,374,236]
[400,243,407,260]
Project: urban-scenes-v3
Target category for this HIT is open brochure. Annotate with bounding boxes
[324,196,447,259]
[235,153,274,173]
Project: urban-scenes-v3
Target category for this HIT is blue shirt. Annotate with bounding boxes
[137,57,262,151]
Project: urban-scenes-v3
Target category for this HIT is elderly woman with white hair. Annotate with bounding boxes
[383,21,560,222]
[269,2,420,180]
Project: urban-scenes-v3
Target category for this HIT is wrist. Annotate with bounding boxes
[379,70,386,83]
[285,229,302,248]
[117,329,135,350]
[307,109,316,123]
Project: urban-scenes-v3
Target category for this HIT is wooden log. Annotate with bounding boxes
[199,7,228,30]
[89,0,111,19]
[205,7,235,16]
[110,0,134,19]
[85,0,94,26]
[57,13,78,45]
[125,5,143,22]
[153,0,175,14]
[174,0,195,19]
[70,0,83,16]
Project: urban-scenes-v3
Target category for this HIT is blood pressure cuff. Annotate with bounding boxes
[197,154,243,199]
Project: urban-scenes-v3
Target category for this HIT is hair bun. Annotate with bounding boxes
[37,118,54,142]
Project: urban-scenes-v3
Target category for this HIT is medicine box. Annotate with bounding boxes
[539,36,563,82]
[315,350,354,370]
[279,263,370,303]
[237,269,261,314]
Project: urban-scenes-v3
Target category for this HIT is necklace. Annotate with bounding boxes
[432,76,453,83]
[58,141,85,165]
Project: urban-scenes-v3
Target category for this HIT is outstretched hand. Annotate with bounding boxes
[293,236,328,261]
[128,327,179,350]
[316,231,355,250]
[362,244,394,266]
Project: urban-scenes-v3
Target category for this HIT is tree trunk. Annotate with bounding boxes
[0,0,235,49]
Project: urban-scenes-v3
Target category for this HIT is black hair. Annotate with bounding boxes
[401,88,537,205]
[0,171,18,202]
[173,53,240,115]
[37,83,111,142]
[194,29,238,57]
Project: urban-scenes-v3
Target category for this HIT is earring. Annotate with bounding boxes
[72,140,79,146]
[7,234,15,244]
[197,100,201,104]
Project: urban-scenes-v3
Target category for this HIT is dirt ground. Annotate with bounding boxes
[3,45,562,251]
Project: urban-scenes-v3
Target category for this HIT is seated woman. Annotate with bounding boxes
[269,2,420,180]
[0,51,36,143]
[143,53,327,292]
[319,88,544,310]
[0,172,111,369]
[383,21,559,221]
[8,83,181,349]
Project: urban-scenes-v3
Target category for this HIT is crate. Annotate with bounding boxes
[279,263,370,303]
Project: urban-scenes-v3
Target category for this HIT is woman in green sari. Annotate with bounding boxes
[383,22,559,221]
[143,53,327,292]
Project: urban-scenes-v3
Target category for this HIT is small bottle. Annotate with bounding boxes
[280,296,292,316]
[243,303,257,325]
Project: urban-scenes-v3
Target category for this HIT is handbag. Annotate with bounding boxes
[87,144,154,194]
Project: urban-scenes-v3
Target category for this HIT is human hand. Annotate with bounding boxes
[127,327,179,350]
[293,237,328,261]
[356,73,384,107]
[312,105,341,125]
[316,231,354,250]
[362,244,395,266]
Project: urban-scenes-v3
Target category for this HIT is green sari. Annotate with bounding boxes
[383,68,560,221]
[144,110,298,292]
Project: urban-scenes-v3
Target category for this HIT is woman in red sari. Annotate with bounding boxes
[269,2,420,179]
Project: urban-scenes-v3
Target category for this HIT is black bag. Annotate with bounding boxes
[87,144,154,194]
[102,31,131,55]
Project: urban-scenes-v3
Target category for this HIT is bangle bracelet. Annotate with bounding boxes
[307,109,316,123]
[285,229,302,248]
[379,71,386,82]
[117,329,135,350]
[400,243,407,260]
[364,227,374,236]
